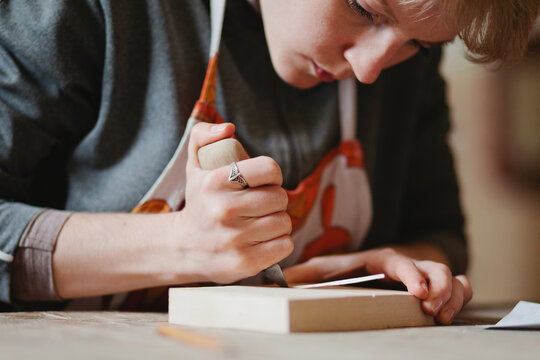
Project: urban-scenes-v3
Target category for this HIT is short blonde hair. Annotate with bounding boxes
[405,0,540,65]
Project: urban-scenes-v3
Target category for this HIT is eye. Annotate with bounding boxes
[347,0,374,22]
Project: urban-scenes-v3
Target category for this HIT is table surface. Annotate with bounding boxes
[1,306,539,360]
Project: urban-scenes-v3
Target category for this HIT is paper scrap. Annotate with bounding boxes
[487,301,540,330]
[294,273,385,289]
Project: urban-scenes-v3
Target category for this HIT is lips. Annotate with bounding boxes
[313,62,336,82]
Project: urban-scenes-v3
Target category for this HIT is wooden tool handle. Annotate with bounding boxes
[197,138,249,170]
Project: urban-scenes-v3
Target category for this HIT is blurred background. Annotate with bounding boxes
[441,18,540,305]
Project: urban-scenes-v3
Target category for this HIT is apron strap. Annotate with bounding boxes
[338,78,358,141]
[210,0,227,58]
[199,0,227,105]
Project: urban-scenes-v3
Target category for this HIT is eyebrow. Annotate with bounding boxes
[378,0,454,48]
[379,0,397,21]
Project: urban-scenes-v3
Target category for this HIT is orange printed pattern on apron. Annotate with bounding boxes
[291,139,365,262]
[340,140,365,168]
[286,140,364,229]
[298,184,351,262]
[133,199,172,213]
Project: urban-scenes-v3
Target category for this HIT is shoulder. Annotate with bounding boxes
[0,0,105,41]
[0,0,105,84]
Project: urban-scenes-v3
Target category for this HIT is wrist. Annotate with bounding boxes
[161,210,209,284]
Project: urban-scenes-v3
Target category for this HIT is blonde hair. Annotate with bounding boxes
[404,0,540,65]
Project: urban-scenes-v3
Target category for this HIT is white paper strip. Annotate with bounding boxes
[294,273,385,289]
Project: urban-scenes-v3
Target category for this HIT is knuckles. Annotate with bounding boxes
[211,235,295,284]
[228,252,263,279]
[284,236,294,255]
[278,211,293,235]
[276,235,294,258]
[190,122,210,139]
[430,261,452,279]
[378,247,399,258]
[200,169,225,192]
[208,201,237,225]
[277,187,289,211]
[257,156,283,185]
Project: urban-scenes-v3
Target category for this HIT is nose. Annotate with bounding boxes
[343,29,404,84]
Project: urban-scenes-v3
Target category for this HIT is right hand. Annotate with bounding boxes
[173,122,293,284]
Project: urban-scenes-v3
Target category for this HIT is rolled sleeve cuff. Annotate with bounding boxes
[11,209,73,302]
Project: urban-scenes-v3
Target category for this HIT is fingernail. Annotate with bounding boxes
[211,123,228,132]
[431,298,443,314]
[442,308,455,324]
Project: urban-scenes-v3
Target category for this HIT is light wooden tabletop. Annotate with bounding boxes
[1,307,539,360]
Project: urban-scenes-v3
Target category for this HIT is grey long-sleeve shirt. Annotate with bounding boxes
[0,0,467,309]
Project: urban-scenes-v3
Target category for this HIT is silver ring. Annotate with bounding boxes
[228,162,248,188]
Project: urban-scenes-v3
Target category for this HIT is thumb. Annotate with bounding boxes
[186,122,235,175]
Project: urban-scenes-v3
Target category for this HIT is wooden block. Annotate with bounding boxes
[169,286,435,333]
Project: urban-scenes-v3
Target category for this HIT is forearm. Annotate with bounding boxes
[52,211,197,299]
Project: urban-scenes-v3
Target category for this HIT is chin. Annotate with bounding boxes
[274,64,320,90]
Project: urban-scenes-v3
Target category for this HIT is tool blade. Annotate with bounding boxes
[263,263,289,288]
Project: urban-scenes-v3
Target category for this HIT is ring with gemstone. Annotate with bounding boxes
[228,162,248,188]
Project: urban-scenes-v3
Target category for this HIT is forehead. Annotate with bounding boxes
[384,0,456,43]
[396,0,438,19]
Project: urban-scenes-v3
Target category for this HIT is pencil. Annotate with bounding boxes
[157,325,223,351]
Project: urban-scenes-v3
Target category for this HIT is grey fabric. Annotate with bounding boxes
[0,0,467,309]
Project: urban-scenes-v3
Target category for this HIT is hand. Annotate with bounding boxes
[283,248,473,324]
[173,122,293,284]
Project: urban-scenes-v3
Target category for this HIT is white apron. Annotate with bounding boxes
[119,0,372,310]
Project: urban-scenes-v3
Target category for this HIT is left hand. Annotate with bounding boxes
[283,248,473,325]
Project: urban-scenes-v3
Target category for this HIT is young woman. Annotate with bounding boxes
[0,0,537,324]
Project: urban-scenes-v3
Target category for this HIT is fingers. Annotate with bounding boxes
[456,274,473,305]
[436,275,474,325]
[368,249,429,299]
[187,122,236,175]
[413,262,473,324]
[283,257,336,284]
[435,277,464,324]
[233,186,288,217]
[186,122,283,190]
[364,250,474,324]
[240,211,292,244]
[415,261,453,315]
[197,180,287,221]
[206,234,294,284]
[195,155,284,197]
[283,248,474,326]
[213,156,283,190]
[246,235,294,272]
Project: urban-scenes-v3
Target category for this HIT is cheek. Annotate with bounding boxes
[386,46,420,68]
[262,0,344,61]
[259,0,349,88]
